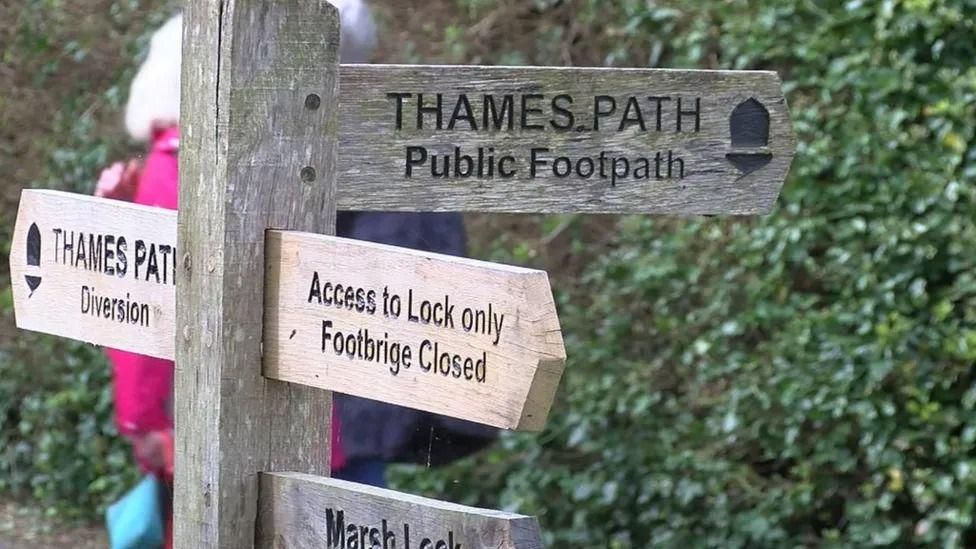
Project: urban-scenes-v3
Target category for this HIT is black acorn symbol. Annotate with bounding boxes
[25,222,42,297]
[726,97,772,178]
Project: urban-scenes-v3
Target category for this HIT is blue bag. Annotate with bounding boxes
[105,474,165,549]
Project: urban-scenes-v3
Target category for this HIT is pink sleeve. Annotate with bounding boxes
[331,404,346,471]
[104,129,179,438]
[105,349,174,437]
[132,127,180,209]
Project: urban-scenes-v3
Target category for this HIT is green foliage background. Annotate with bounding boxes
[389,1,976,547]
[2,0,975,546]
[1,0,175,520]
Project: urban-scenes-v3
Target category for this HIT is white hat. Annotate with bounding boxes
[334,0,378,63]
[125,13,183,142]
[125,2,377,142]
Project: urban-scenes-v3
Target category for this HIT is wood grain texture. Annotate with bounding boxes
[8,190,176,358]
[333,64,795,214]
[256,473,545,549]
[264,232,566,431]
[175,2,340,547]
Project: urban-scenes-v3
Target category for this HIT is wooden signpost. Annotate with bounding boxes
[8,190,177,359]
[7,0,795,547]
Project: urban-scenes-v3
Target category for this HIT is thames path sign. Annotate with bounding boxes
[9,190,177,359]
[335,65,795,214]
[8,189,565,431]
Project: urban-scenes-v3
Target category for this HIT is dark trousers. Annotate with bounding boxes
[333,457,387,488]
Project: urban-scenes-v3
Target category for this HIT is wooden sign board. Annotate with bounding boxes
[8,190,565,431]
[264,231,566,431]
[257,473,543,549]
[8,190,176,359]
[335,65,796,214]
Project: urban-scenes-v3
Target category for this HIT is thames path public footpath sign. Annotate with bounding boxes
[335,65,795,214]
[8,189,566,431]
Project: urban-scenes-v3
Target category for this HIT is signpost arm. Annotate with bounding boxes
[175,2,341,547]
[257,473,545,549]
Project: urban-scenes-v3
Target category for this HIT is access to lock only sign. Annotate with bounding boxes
[309,278,504,383]
[265,230,566,431]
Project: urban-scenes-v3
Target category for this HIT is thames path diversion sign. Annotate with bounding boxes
[9,190,177,359]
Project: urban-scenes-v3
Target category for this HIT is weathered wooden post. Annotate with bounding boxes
[175,1,340,546]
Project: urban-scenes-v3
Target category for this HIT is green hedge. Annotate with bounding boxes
[0,339,137,519]
[1,0,174,518]
[390,1,976,547]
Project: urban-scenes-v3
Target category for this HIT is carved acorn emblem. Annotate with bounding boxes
[25,222,42,296]
[726,98,772,177]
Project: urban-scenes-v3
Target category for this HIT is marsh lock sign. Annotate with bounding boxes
[7,2,795,547]
[258,474,544,549]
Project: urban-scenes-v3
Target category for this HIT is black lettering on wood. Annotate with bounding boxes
[677,97,701,132]
[405,146,428,176]
[483,94,514,131]
[520,94,545,130]
[105,235,116,276]
[417,93,443,130]
[386,92,411,130]
[308,271,322,303]
[550,94,575,131]
[594,95,617,131]
[619,96,646,132]
[325,508,344,547]
[646,96,671,131]
[116,236,127,277]
[51,228,62,264]
[63,230,73,265]
[448,94,477,130]
[530,148,549,177]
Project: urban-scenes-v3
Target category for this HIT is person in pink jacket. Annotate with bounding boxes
[96,4,375,543]
[98,0,379,477]
[94,14,182,547]
[99,10,493,543]
[96,8,182,476]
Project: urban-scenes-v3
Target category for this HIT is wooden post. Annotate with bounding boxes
[175,2,341,547]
